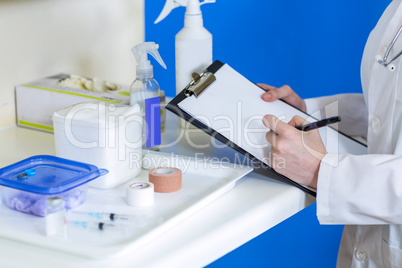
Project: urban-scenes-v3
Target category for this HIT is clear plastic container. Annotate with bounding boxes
[0,155,107,217]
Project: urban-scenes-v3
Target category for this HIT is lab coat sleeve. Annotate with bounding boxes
[305,93,368,138]
[316,153,402,225]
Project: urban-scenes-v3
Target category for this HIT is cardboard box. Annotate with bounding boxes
[15,74,130,132]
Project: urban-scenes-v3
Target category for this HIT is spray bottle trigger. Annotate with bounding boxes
[132,42,167,70]
[154,0,176,24]
[154,0,188,24]
[147,47,167,69]
[155,0,215,24]
[200,0,215,5]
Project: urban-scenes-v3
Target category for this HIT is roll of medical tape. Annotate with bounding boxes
[126,181,154,207]
[148,167,182,193]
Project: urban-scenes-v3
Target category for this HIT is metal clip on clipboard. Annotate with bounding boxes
[184,71,216,98]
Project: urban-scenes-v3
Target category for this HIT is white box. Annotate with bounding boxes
[15,74,130,132]
[53,102,143,189]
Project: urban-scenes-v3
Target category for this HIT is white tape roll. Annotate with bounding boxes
[126,181,154,207]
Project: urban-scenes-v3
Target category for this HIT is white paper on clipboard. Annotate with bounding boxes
[178,63,367,166]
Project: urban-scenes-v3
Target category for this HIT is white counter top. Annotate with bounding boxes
[0,112,313,268]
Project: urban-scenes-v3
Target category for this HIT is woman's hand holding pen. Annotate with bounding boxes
[259,84,326,188]
[262,114,326,188]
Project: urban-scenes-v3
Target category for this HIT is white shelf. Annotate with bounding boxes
[0,111,313,267]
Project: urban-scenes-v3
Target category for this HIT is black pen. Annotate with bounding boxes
[296,116,341,132]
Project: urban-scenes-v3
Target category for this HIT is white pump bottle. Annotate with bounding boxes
[155,0,215,97]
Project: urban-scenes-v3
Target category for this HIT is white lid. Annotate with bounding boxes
[53,102,142,128]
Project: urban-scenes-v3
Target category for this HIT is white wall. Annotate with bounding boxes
[0,0,144,128]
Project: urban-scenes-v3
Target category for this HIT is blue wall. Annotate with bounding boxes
[146,0,389,99]
[208,203,343,268]
[145,0,390,267]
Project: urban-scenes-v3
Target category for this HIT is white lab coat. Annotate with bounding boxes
[305,0,402,267]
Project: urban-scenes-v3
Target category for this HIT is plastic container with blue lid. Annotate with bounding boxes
[0,155,108,217]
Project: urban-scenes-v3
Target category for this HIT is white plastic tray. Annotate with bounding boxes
[0,151,252,258]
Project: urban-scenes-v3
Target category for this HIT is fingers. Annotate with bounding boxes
[265,130,277,147]
[257,83,275,92]
[258,84,276,102]
[263,114,312,134]
[259,84,294,102]
[262,114,290,134]
[288,115,310,128]
[259,84,307,113]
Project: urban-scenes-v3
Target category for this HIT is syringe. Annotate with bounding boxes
[71,212,131,221]
[70,220,115,231]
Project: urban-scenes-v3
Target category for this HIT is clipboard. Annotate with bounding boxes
[166,60,367,196]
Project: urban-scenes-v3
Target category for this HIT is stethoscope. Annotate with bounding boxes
[376,25,402,72]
